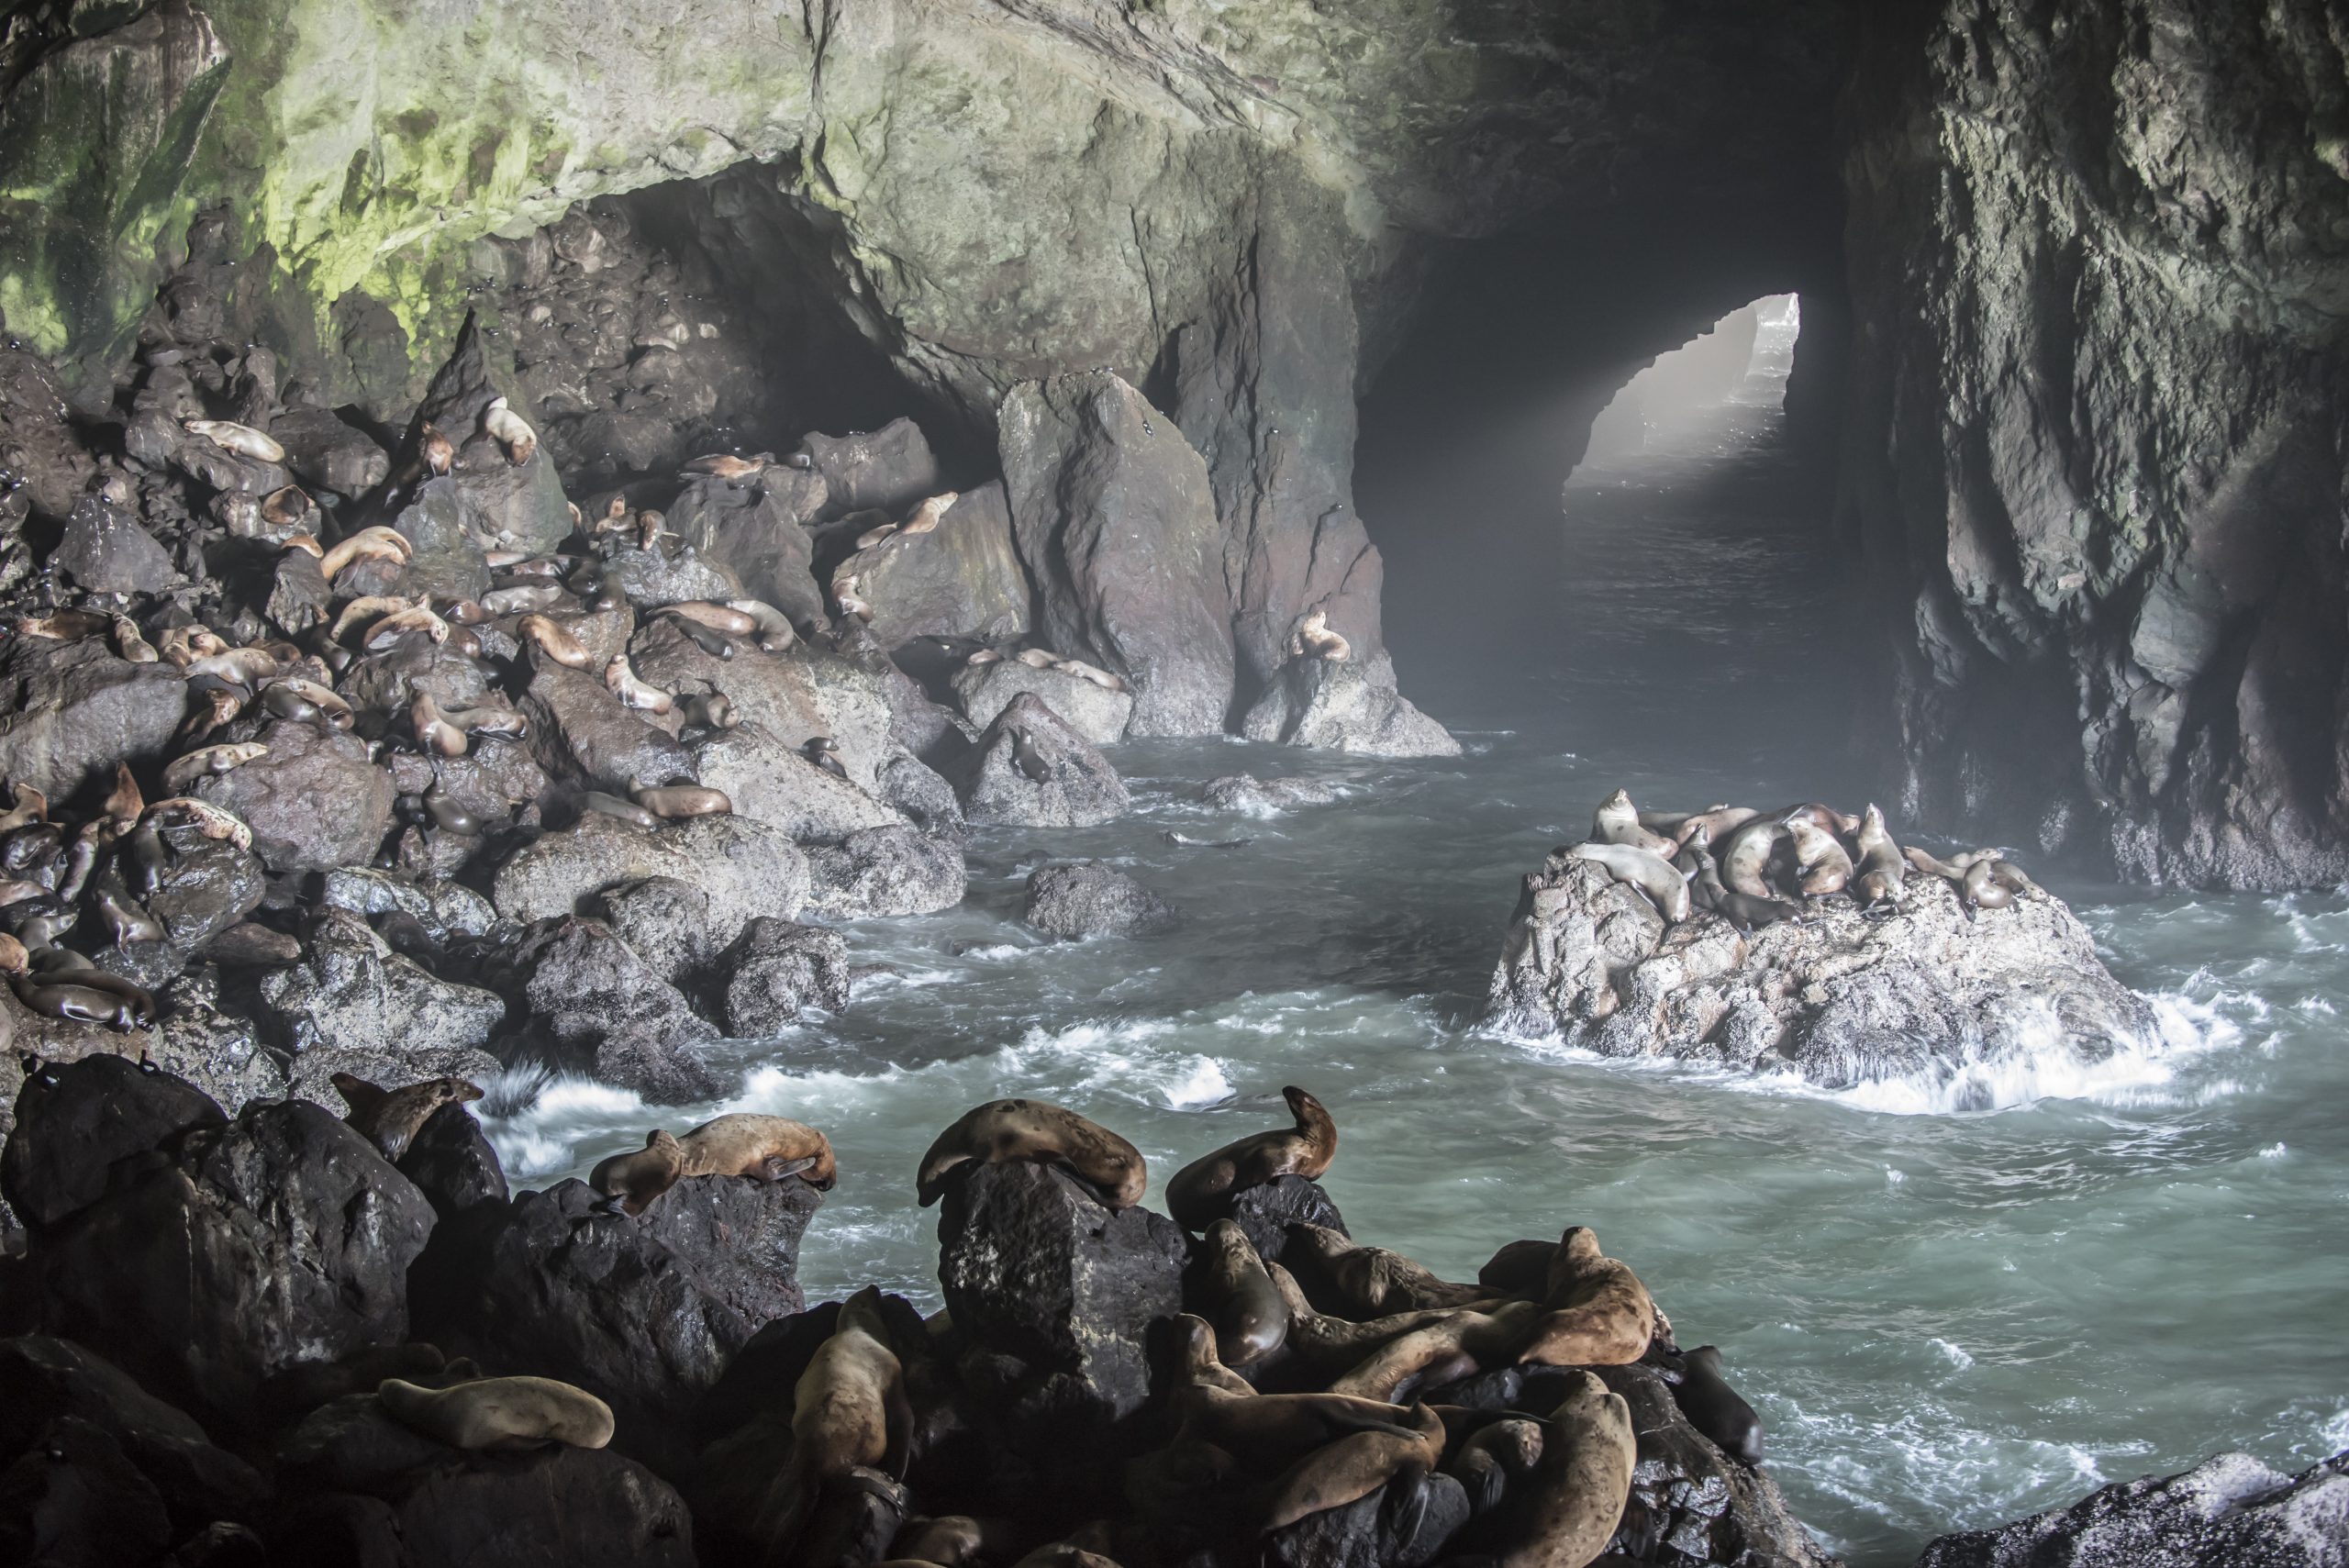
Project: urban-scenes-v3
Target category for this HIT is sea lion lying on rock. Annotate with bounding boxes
[377,1373,615,1451]
[1164,1085,1338,1231]
[916,1098,1146,1209]
[590,1114,839,1215]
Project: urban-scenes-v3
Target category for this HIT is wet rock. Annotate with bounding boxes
[838,480,1029,651]
[338,637,495,715]
[521,659,694,797]
[1219,1175,1347,1266]
[935,1160,1186,1446]
[804,824,966,919]
[1023,862,1178,940]
[720,917,850,1034]
[256,908,506,1095]
[595,875,718,989]
[1,1053,225,1232]
[490,812,809,944]
[433,1173,820,1477]
[383,479,494,603]
[395,1104,507,1220]
[149,971,286,1112]
[507,917,719,1103]
[999,372,1233,737]
[951,693,1130,828]
[30,1095,435,1426]
[269,406,391,498]
[0,635,185,803]
[315,870,496,942]
[797,418,942,517]
[600,539,744,608]
[1483,855,2160,1092]
[1240,654,1460,759]
[1266,1469,1471,1568]
[688,722,901,844]
[190,719,394,874]
[874,751,964,838]
[0,1413,173,1567]
[665,470,829,630]
[51,495,178,593]
[1917,1448,2349,1568]
[631,624,900,791]
[1202,774,1341,814]
[952,657,1131,746]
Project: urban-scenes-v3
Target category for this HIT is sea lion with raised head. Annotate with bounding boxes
[804,736,850,778]
[916,1099,1145,1209]
[1851,805,1908,908]
[1288,608,1352,662]
[1564,841,1691,923]
[606,653,673,715]
[1493,1369,1636,1568]
[1589,790,1677,855]
[1164,1085,1337,1231]
[1782,816,1854,898]
[377,1374,614,1451]
[1009,728,1051,784]
[1665,1344,1762,1465]
[761,1287,914,1557]
[111,616,159,663]
[518,614,593,668]
[330,1072,484,1162]
[1518,1228,1654,1368]
[482,395,538,464]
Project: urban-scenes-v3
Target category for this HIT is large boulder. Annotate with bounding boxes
[0,636,185,805]
[999,372,1234,737]
[412,312,573,550]
[29,1095,436,1427]
[1023,862,1178,940]
[1201,773,1342,814]
[951,693,1130,828]
[1483,853,2160,1095]
[190,718,395,874]
[1918,1449,2349,1568]
[665,468,829,630]
[1240,653,1460,758]
[315,869,497,943]
[804,824,966,919]
[720,917,851,1035]
[796,418,942,517]
[50,495,178,593]
[1,1054,226,1233]
[139,832,268,957]
[1593,1360,1834,1568]
[507,917,721,1104]
[688,723,901,844]
[838,480,1030,651]
[521,659,695,796]
[598,538,745,609]
[952,657,1131,746]
[430,1173,821,1477]
[490,813,809,943]
[270,406,391,498]
[629,622,900,792]
[255,908,507,1096]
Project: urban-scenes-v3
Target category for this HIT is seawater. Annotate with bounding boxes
[484,308,2349,1565]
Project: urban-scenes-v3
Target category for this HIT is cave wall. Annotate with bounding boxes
[1841,0,2349,887]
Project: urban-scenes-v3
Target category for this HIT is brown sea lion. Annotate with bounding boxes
[1564,841,1691,923]
[1782,816,1854,898]
[1517,1228,1655,1369]
[915,1099,1145,1209]
[377,1374,614,1451]
[1588,789,1677,855]
[1199,1218,1288,1366]
[330,1072,484,1162]
[631,784,731,818]
[1493,1369,1636,1568]
[161,743,268,795]
[1253,1397,1442,1533]
[1448,1413,1545,1516]
[887,1515,1019,1568]
[517,614,593,668]
[1264,1261,1465,1370]
[1164,1084,1337,1231]
[589,1115,837,1215]
[1851,804,1909,907]
[764,1287,914,1556]
[1327,1300,1542,1403]
[1284,1223,1495,1316]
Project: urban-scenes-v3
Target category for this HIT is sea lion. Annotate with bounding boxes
[722,598,796,651]
[915,1099,1146,1209]
[1716,817,1790,902]
[1447,1415,1543,1516]
[377,1374,614,1451]
[421,789,481,836]
[1665,1345,1762,1465]
[1289,608,1352,662]
[482,395,538,464]
[110,616,159,663]
[0,932,26,974]
[889,1515,1018,1568]
[329,594,415,642]
[0,783,45,831]
[100,762,143,832]
[1781,802,1862,837]
[1850,805,1908,907]
[161,742,268,794]
[1164,1085,1337,1231]
[156,624,227,666]
[364,605,451,650]
[1961,857,2014,911]
[1564,841,1691,923]
[1477,1239,1559,1295]
[1199,1218,1288,1366]
[660,602,759,637]
[317,526,413,581]
[11,976,149,1030]
[1668,805,1762,851]
[441,703,529,740]
[262,676,354,730]
[680,693,739,730]
[183,418,284,462]
[804,736,850,778]
[1009,728,1051,784]
[1327,1300,1542,1403]
[855,521,899,550]
[753,1287,913,1559]
[683,451,773,479]
[1589,790,1677,855]
[1253,1397,1442,1535]
[662,615,736,660]
[261,484,313,528]
[605,654,673,714]
[1052,656,1130,693]
[636,509,669,550]
[330,1072,484,1162]
[834,573,874,622]
[142,798,252,851]
[481,582,566,616]
[1518,1228,1654,1368]
[632,784,731,818]
[18,609,112,641]
[1494,1369,1636,1568]
[518,614,593,668]
[1015,647,1058,669]
[410,692,467,757]
[963,648,1004,667]
[95,884,167,947]
[590,1115,838,1215]
[1284,1223,1494,1316]
[578,791,661,829]
[184,646,282,686]
[1263,1261,1467,1371]
[1782,816,1854,898]
[419,422,455,475]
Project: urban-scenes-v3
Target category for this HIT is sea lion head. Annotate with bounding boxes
[1557,1226,1604,1267]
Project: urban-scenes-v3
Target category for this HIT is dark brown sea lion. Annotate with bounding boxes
[330,1073,484,1162]
[1164,1085,1337,1231]
[589,1115,837,1215]
[1493,1369,1636,1568]
[1285,1222,1494,1317]
[915,1099,1145,1209]
[1199,1218,1287,1367]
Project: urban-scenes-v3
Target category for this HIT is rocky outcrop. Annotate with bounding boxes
[1919,1449,2349,1568]
[1023,862,1180,940]
[190,719,394,875]
[720,917,850,1035]
[1000,372,1235,736]
[254,909,506,1095]
[1842,1,2349,888]
[0,636,184,803]
[505,917,722,1104]
[1485,853,2157,1093]
[952,657,1132,746]
[803,824,966,919]
[490,813,809,938]
[951,693,1130,828]
[1241,654,1462,759]
[845,481,1029,651]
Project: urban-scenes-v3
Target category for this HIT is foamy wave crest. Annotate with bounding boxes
[478,1073,648,1179]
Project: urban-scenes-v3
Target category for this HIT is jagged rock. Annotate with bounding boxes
[1241,655,1460,759]
[999,372,1234,737]
[632,623,902,792]
[952,693,1130,828]
[1591,1361,1833,1568]
[841,480,1028,654]
[595,875,718,989]
[1918,1448,2349,1568]
[874,751,964,838]
[797,419,942,517]
[148,971,286,1112]
[1201,774,1341,814]
[395,1103,507,1220]
[952,657,1131,745]
[339,637,495,715]
[805,825,966,919]
[935,1160,1186,1448]
[507,917,720,1103]
[688,722,901,843]
[315,869,496,942]
[490,813,809,944]
[1,1054,225,1232]
[1485,855,2160,1094]
[414,312,573,550]
[140,832,267,953]
[521,659,695,796]
[0,1335,266,1530]
[1023,862,1178,940]
[270,406,391,497]
[665,470,829,630]
[1264,1470,1472,1568]
[189,718,394,874]
[30,1095,435,1426]
[431,1174,820,1477]
[0,635,185,804]
[256,908,506,1095]
[51,495,177,593]
[1219,1175,1348,1265]
[384,478,495,602]
[599,539,744,608]
[721,917,850,1035]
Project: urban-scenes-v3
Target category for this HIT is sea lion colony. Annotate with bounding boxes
[1568,787,2043,931]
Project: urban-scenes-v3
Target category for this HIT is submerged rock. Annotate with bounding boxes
[1023,862,1179,940]
[1202,773,1342,814]
[1484,855,2158,1094]
[1917,1448,2349,1568]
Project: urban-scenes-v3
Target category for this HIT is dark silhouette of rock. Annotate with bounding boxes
[1221,1175,1347,1267]
[0,1412,175,1567]
[1,1053,225,1232]
[1023,862,1178,940]
[952,694,1130,828]
[255,908,505,1095]
[395,1104,508,1220]
[507,917,719,1104]
[594,875,718,990]
[270,406,390,497]
[52,495,178,593]
[796,418,942,517]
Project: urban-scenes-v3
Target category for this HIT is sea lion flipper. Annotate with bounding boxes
[759,1153,818,1182]
[882,1378,916,1482]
